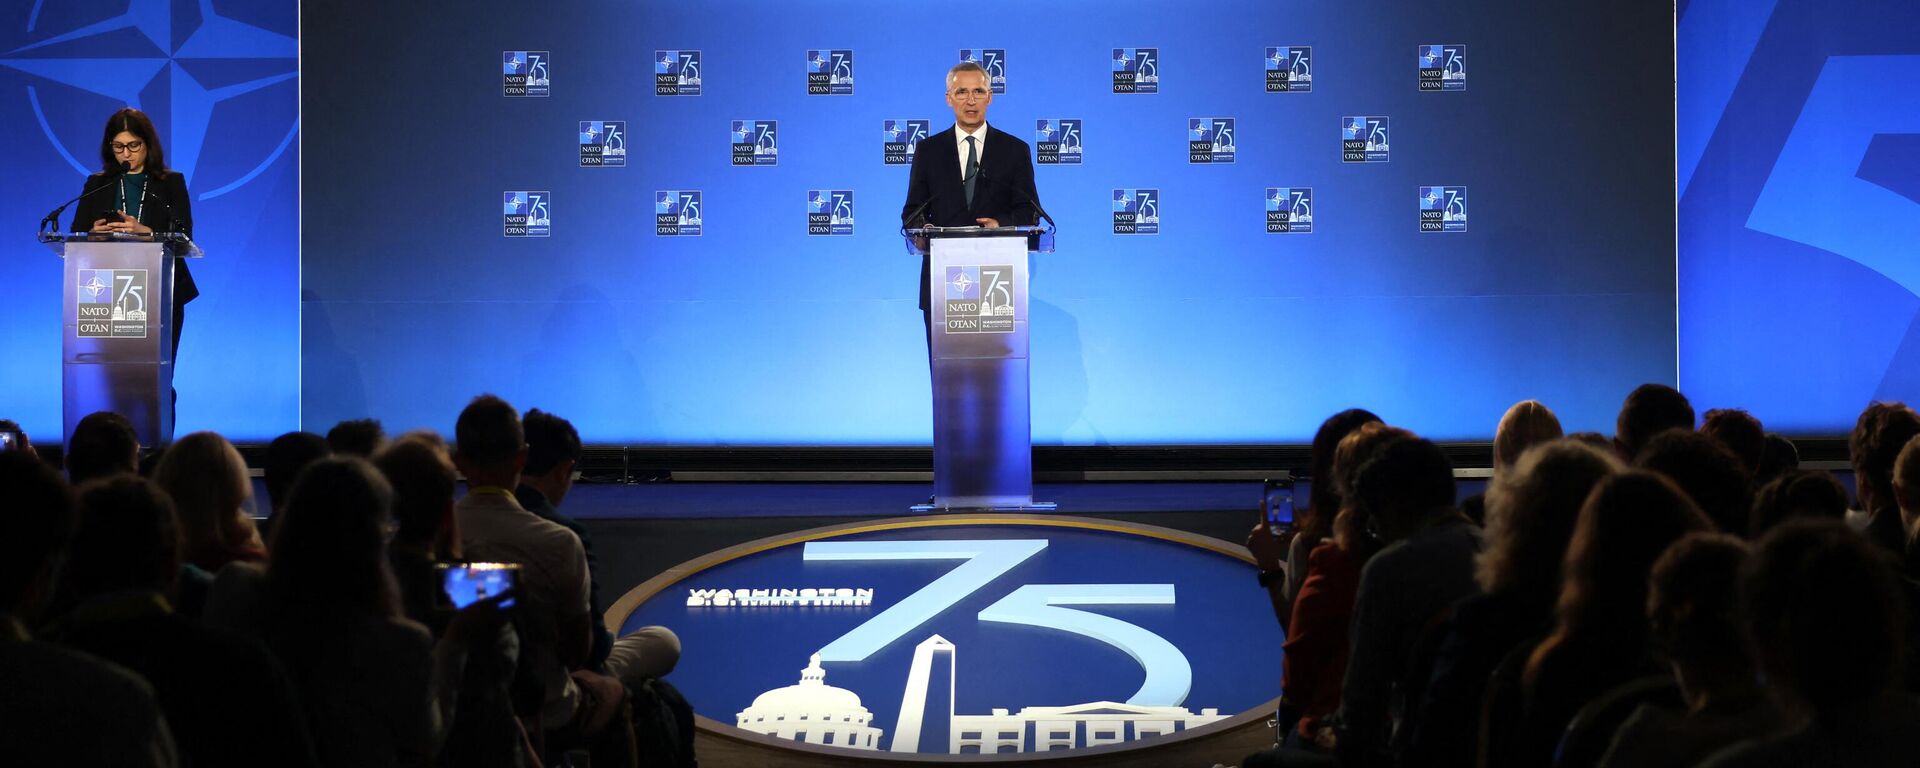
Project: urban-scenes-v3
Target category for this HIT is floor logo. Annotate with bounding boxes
[1113,189,1160,235]
[808,49,853,95]
[579,121,626,167]
[1112,48,1158,93]
[503,191,551,237]
[1265,46,1312,92]
[884,120,930,165]
[1189,118,1235,164]
[656,191,702,236]
[1266,187,1313,234]
[1342,116,1390,163]
[75,268,148,338]
[656,50,701,96]
[732,120,778,166]
[944,266,1016,334]
[959,49,1006,93]
[808,190,854,236]
[1419,186,1467,232]
[1419,45,1465,92]
[503,51,549,97]
[1036,120,1083,165]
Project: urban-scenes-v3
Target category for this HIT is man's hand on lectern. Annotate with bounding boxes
[975,217,1000,228]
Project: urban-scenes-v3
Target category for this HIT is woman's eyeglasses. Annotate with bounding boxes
[110,141,145,154]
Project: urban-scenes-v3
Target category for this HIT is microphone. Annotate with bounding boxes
[40,161,128,235]
[973,166,1056,232]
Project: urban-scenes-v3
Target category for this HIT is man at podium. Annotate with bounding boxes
[900,61,1041,344]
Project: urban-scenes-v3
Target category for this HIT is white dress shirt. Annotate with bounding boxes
[955,122,989,180]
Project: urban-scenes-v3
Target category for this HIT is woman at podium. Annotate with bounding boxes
[69,108,199,397]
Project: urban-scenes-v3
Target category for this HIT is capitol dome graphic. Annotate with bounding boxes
[735,653,884,750]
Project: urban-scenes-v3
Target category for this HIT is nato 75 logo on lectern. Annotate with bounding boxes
[75,269,149,339]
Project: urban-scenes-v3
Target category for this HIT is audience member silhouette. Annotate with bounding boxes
[264,430,331,517]
[1461,400,1565,525]
[1249,408,1382,633]
[1850,402,1920,557]
[154,431,265,573]
[1700,409,1766,480]
[65,410,139,486]
[374,435,461,634]
[1755,433,1800,486]
[327,417,388,457]
[1638,430,1755,537]
[1748,469,1848,539]
[1615,383,1695,462]
[515,408,614,669]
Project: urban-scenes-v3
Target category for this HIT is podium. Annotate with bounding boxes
[907,226,1055,512]
[39,232,201,448]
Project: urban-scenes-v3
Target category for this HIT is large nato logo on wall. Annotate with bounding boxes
[959,48,1006,93]
[1420,185,1468,232]
[1113,189,1159,235]
[1035,119,1082,165]
[808,190,854,236]
[0,1,299,203]
[655,50,700,95]
[656,190,702,237]
[1112,48,1157,93]
[1342,116,1390,163]
[1419,44,1466,92]
[1265,46,1312,92]
[807,49,853,95]
[883,119,929,165]
[1188,118,1235,164]
[503,51,549,97]
[503,191,550,238]
[732,120,778,166]
[578,121,625,167]
[75,268,147,339]
[1266,187,1312,234]
[609,518,1282,755]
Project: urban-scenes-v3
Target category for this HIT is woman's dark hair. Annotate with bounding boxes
[97,107,168,176]
[266,456,399,620]
[1746,519,1906,718]
[1749,469,1848,538]
[1648,532,1750,668]
[1298,409,1383,542]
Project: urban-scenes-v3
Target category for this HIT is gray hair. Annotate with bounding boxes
[947,61,988,90]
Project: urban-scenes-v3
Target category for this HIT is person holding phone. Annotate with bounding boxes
[70,108,198,430]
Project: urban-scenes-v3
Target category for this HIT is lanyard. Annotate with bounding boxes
[118,176,147,220]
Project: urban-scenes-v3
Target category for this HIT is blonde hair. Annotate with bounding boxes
[153,431,260,568]
[1494,400,1564,473]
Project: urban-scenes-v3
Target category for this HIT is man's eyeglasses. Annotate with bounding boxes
[110,141,145,154]
[949,88,990,101]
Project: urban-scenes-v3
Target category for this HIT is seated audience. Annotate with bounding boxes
[1248,408,1382,633]
[1748,469,1848,538]
[1615,383,1695,462]
[153,431,265,573]
[1461,400,1565,525]
[65,410,140,486]
[1596,533,1784,768]
[0,452,175,766]
[1755,433,1799,486]
[45,476,319,767]
[327,417,388,457]
[515,408,614,668]
[264,430,331,517]
[1333,437,1482,765]
[1848,402,1920,557]
[1518,471,1711,767]
[1700,408,1766,480]
[1638,430,1755,536]
[1700,520,1920,767]
[374,435,461,634]
[1407,438,1621,767]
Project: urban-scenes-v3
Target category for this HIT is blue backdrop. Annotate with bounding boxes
[1675,0,1920,433]
[0,0,299,443]
[297,0,1678,445]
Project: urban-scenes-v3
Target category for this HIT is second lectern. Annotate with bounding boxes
[910,226,1054,512]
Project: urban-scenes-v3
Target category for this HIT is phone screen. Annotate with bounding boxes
[1263,479,1294,535]
[0,432,14,450]
[440,562,518,609]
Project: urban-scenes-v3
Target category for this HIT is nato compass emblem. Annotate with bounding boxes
[1419,186,1467,232]
[1112,48,1157,93]
[656,50,701,96]
[883,119,929,165]
[1342,116,1390,163]
[1266,46,1312,92]
[1036,119,1082,165]
[503,50,549,97]
[959,48,1006,93]
[2,0,299,201]
[1113,189,1160,235]
[1419,44,1465,92]
[656,191,702,236]
[807,49,853,95]
[1188,118,1235,164]
[1266,187,1313,234]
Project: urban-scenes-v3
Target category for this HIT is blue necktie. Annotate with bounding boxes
[963,135,978,207]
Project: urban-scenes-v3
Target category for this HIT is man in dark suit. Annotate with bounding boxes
[900,61,1040,342]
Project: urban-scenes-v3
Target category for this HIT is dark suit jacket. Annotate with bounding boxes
[71,170,198,304]
[900,124,1039,310]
